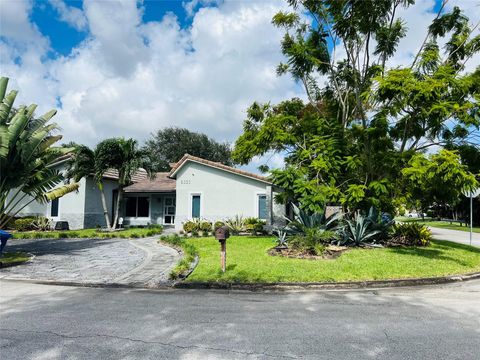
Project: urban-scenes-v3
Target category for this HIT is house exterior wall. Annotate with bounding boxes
[83,177,118,229]
[174,161,285,230]
[122,193,172,227]
[7,162,87,230]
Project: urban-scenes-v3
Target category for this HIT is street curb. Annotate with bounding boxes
[2,271,479,292]
[173,272,480,291]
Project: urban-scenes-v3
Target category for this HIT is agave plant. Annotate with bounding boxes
[225,215,245,235]
[287,203,340,234]
[0,77,78,228]
[339,214,381,246]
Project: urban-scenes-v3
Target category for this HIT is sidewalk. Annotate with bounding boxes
[430,227,480,247]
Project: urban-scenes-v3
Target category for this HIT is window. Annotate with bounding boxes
[258,194,267,220]
[51,198,59,217]
[125,197,149,217]
[191,195,201,218]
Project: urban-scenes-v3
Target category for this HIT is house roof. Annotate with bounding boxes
[168,154,272,184]
[102,169,148,183]
[124,172,176,193]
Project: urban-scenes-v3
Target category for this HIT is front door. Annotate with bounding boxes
[163,196,176,225]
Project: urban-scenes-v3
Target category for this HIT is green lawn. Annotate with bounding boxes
[12,227,163,240]
[0,251,31,265]
[184,236,480,283]
[395,217,480,233]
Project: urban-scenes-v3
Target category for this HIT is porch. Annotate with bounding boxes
[122,192,176,227]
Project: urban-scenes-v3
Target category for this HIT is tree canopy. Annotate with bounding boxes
[144,127,233,171]
[233,0,479,214]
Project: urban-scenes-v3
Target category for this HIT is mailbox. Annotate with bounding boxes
[215,226,230,241]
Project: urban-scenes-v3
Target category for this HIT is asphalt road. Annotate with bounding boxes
[1,280,479,359]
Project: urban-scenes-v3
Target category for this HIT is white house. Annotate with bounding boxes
[12,154,286,230]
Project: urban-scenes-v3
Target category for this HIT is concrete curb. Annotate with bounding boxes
[173,272,480,291]
[2,271,479,292]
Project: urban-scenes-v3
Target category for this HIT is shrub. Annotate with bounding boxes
[32,216,52,231]
[225,215,245,235]
[183,221,196,233]
[13,217,36,231]
[244,217,265,235]
[200,221,212,232]
[130,233,141,238]
[391,223,432,246]
[289,234,326,256]
[214,221,225,230]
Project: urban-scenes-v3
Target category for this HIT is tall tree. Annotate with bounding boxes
[233,1,479,213]
[0,77,79,228]
[67,138,153,230]
[66,145,113,230]
[144,127,233,171]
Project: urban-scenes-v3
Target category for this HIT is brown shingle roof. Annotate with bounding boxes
[124,172,176,193]
[102,169,148,182]
[169,154,272,184]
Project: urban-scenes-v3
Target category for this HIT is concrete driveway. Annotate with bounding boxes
[0,237,180,287]
[430,226,480,247]
[0,279,479,359]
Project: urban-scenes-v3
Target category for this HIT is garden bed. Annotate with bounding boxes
[183,236,480,283]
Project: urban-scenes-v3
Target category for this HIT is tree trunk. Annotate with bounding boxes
[112,185,123,230]
[99,184,111,230]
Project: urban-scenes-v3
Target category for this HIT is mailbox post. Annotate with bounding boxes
[215,226,230,272]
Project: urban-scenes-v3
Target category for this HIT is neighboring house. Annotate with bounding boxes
[12,154,286,230]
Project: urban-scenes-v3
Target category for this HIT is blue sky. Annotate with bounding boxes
[0,0,478,172]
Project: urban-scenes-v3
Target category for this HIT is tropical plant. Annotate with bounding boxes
[391,223,432,247]
[32,216,52,231]
[232,1,480,214]
[199,221,212,232]
[225,215,245,235]
[272,227,288,248]
[339,214,381,246]
[67,138,154,230]
[0,77,79,228]
[66,145,113,229]
[287,203,340,234]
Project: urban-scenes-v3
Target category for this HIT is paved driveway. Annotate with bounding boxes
[430,226,480,247]
[0,237,180,286]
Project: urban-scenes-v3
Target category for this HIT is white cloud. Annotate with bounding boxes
[48,0,88,31]
[182,0,220,18]
[0,0,478,173]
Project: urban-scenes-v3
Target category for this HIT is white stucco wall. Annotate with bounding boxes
[6,162,87,229]
[174,161,285,230]
[83,177,118,229]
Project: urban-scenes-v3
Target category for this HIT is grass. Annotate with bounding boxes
[396,217,480,233]
[11,226,163,240]
[0,251,31,265]
[159,234,198,279]
[183,236,480,283]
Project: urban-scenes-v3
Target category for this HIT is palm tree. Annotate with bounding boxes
[97,138,154,229]
[0,76,79,228]
[67,138,154,230]
[66,145,113,230]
